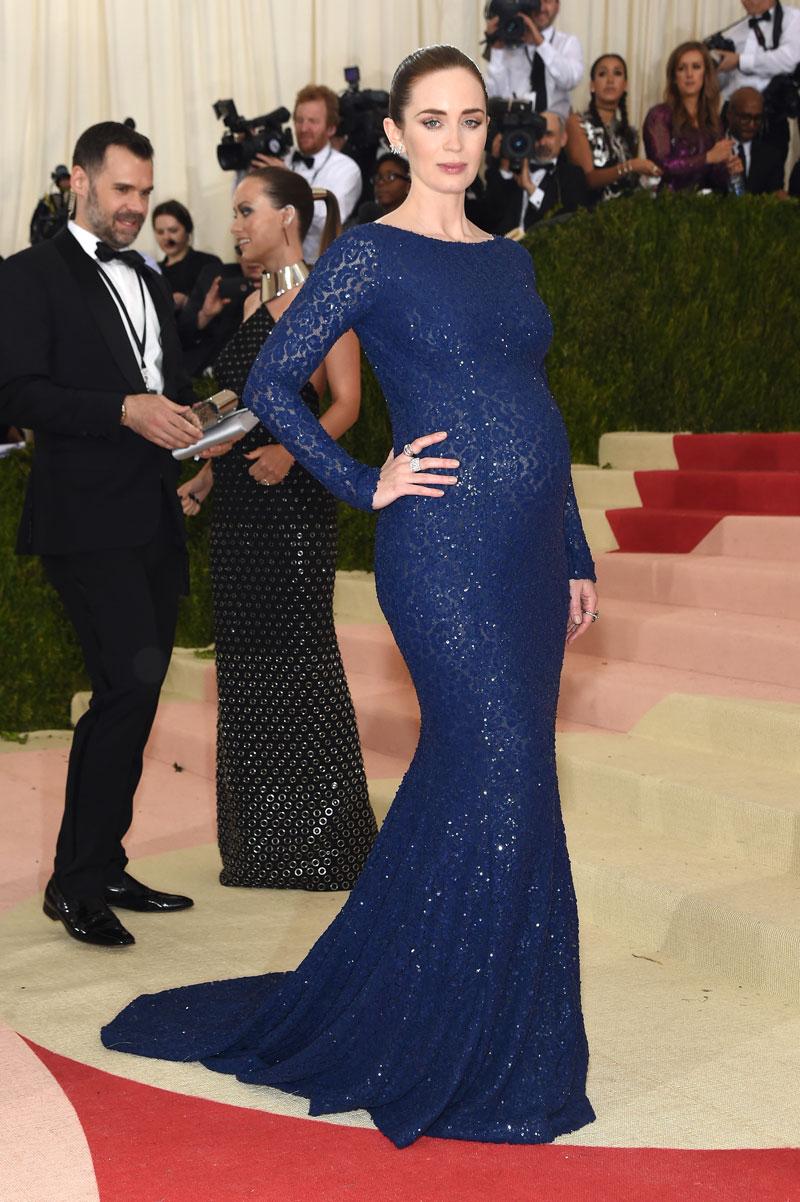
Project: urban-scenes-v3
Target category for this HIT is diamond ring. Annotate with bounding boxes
[409,457,422,473]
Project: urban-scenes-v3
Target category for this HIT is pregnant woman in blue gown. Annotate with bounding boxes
[102,45,599,1148]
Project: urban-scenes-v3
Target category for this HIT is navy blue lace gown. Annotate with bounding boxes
[102,224,597,1148]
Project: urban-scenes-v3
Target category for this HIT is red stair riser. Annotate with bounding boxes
[674,433,800,472]
[633,471,800,515]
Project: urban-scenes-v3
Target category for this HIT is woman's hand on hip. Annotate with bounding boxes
[244,443,295,486]
[371,432,459,511]
[566,578,599,645]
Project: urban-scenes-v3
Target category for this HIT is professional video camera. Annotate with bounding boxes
[484,0,541,50]
[213,99,293,172]
[488,98,547,173]
[337,66,390,177]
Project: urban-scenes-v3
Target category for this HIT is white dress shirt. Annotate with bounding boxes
[284,144,363,262]
[485,26,584,118]
[720,4,800,100]
[68,219,164,393]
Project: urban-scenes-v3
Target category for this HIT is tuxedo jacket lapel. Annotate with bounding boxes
[53,229,147,393]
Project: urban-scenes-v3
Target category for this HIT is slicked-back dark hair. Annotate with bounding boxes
[72,121,154,176]
[246,167,342,258]
[389,45,488,126]
[152,199,194,235]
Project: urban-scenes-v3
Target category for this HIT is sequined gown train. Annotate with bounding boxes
[103,225,597,1148]
[210,307,376,888]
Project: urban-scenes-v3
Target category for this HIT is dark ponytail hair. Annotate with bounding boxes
[389,44,488,126]
[246,168,341,256]
[588,54,636,158]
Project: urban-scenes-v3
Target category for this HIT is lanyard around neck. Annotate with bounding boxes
[96,265,148,370]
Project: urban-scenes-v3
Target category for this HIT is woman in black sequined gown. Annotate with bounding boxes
[179,171,377,889]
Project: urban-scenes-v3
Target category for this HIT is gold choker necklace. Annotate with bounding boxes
[261,261,310,302]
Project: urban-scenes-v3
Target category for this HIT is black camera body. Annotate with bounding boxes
[213,99,293,172]
[485,0,541,49]
[337,67,390,165]
[489,98,547,172]
[703,31,737,65]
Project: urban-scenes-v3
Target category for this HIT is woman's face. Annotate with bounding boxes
[591,57,627,107]
[385,67,487,197]
[153,214,189,257]
[674,50,706,99]
[373,159,410,209]
[231,177,296,266]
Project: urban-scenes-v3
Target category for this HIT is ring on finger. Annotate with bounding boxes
[402,443,415,457]
[409,456,422,473]
[259,478,272,486]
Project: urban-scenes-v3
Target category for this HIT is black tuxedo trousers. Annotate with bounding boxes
[43,501,188,896]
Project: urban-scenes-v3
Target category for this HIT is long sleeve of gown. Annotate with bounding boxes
[243,229,383,512]
[564,476,595,581]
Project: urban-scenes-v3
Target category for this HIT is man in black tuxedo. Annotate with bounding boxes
[0,122,206,947]
[484,110,590,234]
[727,87,787,193]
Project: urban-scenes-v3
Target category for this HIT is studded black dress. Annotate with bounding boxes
[209,304,377,888]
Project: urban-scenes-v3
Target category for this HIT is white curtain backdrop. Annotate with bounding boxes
[2,0,798,259]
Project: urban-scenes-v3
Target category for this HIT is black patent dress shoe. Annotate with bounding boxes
[104,871,194,912]
[43,878,135,947]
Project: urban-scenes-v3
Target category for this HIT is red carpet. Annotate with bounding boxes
[607,435,800,553]
[27,1041,800,1202]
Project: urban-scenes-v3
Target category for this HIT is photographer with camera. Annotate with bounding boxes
[253,85,362,262]
[29,165,72,244]
[484,0,584,119]
[484,108,589,233]
[711,1,800,167]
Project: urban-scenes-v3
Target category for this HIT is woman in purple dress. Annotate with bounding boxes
[644,42,740,193]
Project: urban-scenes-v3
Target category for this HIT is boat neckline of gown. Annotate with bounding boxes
[370,222,499,247]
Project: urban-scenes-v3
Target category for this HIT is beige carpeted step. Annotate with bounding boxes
[598,432,679,471]
[566,812,800,1005]
[558,731,800,873]
[632,693,800,775]
[571,467,641,510]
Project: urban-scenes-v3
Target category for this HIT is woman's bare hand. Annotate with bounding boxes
[371,432,459,511]
[244,443,295,486]
[566,578,599,646]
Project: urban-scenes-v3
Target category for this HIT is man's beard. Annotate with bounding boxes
[85,182,143,248]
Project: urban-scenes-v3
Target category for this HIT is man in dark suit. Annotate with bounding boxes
[727,87,787,194]
[484,110,590,234]
[0,122,205,947]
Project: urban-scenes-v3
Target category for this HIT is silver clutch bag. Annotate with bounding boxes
[172,390,259,460]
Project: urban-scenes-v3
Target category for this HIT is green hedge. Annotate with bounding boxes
[2,193,798,730]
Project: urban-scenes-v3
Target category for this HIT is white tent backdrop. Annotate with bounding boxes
[2,0,798,258]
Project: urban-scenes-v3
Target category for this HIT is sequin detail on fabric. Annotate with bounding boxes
[210,305,377,889]
[102,226,597,1148]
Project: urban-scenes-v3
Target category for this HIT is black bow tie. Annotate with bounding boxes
[749,11,771,24]
[96,243,146,271]
[291,151,315,169]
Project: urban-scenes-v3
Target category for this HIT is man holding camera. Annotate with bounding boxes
[714,0,800,165]
[484,110,589,233]
[255,84,362,262]
[0,121,212,948]
[484,0,584,118]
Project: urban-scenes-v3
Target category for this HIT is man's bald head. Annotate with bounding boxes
[728,87,764,142]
